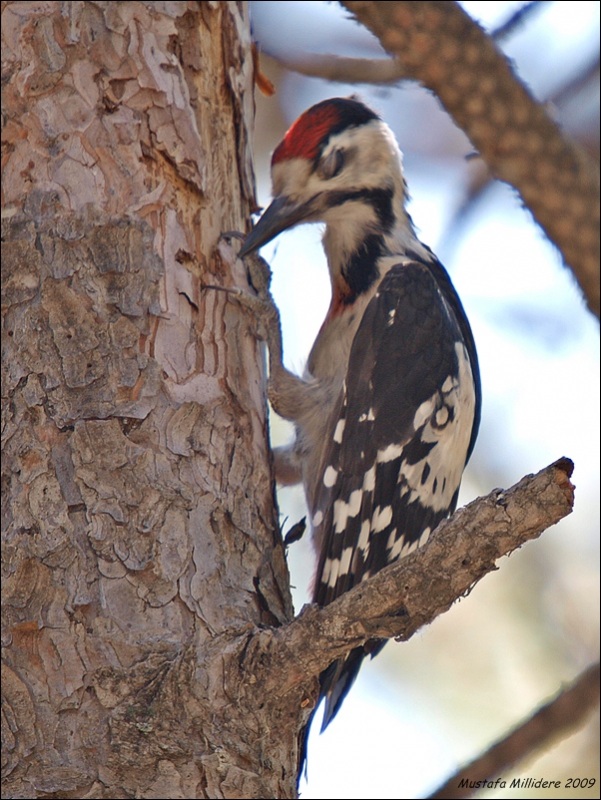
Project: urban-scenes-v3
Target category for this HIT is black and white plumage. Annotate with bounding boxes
[239,97,481,769]
[311,259,478,725]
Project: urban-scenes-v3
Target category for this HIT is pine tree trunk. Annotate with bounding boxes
[2,2,297,797]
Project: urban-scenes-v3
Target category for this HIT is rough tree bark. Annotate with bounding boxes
[2,2,297,797]
[0,3,585,800]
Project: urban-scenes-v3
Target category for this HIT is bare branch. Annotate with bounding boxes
[261,3,547,88]
[340,1,600,318]
[253,458,574,694]
[443,53,601,251]
[260,48,406,85]
[491,1,547,41]
[550,55,601,116]
[428,662,601,799]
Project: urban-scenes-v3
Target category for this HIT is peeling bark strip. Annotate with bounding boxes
[2,3,296,798]
[341,1,600,317]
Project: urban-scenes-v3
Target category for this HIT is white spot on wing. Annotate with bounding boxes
[348,489,363,517]
[324,546,356,587]
[388,529,430,561]
[323,557,338,588]
[340,546,354,577]
[398,343,476,513]
[386,527,399,551]
[333,500,349,533]
[312,510,323,527]
[377,442,404,463]
[388,533,406,560]
[333,489,363,533]
[435,406,449,426]
[441,375,455,393]
[333,418,346,443]
[323,465,338,488]
[419,526,431,546]
[357,519,371,553]
[404,538,420,557]
[363,465,376,491]
[372,505,393,532]
[413,396,436,429]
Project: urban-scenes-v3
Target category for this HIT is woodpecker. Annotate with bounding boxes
[239,97,481,768]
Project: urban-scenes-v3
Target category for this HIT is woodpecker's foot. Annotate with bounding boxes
[214,235,309,423]
[216,237,284,363]
[242,250,273,299]
[235,267,281,353]
[218,232,273,303]
[219,232,272,297]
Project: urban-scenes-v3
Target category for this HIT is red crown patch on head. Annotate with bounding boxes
[272,103,342,165]
[271,98,380,166]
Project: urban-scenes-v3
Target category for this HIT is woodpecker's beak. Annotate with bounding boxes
[238,196,312,258]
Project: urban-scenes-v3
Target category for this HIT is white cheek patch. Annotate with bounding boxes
[271,157,312,199]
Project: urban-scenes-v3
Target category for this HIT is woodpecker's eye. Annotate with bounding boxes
[318,148,345,180]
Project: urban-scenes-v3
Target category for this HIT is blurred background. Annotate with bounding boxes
[247,2,600,797]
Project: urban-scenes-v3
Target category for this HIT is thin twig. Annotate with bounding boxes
[492,1,547,41]
[428,662,601,799]
[261,49,406,85]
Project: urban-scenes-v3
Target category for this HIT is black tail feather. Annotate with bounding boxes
[319,647,368,731]
[297,641,386,786]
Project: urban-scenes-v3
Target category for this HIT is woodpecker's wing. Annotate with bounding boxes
[310,259,480,726]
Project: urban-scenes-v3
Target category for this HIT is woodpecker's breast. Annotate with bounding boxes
[307,295,369,385]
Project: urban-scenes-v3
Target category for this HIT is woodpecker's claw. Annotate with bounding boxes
[243,251,273,298]
[217,232,273,298]
[233,286,281,346]
[221,230,245,241]
[210,240,283,362]
[208,281,279,349]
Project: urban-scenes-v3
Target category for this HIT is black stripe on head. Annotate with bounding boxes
[311,98,380,160]
[326,187,394,300]
[327,186,394,231]
[342,233,386,299]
